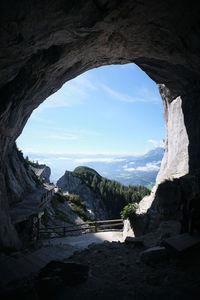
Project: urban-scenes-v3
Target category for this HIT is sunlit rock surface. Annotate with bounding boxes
[57,171,109,220]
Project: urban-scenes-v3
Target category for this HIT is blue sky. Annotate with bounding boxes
[17,63,165,158]
[17,63,165,182]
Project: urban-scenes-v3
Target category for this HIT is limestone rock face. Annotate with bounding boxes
[57,171,109,220]
[157,90,189,183]
[41,166,51,183]
[6,146,40,207]
[123,220,135,240]
[0,1,200,248]
[31,164,51,183]
[0,146,47,249]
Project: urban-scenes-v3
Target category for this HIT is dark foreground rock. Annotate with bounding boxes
[38,261,88,283]
[1,238,200,300]
[140,246,168,264]
[124,236,144,247]
[35,261,89,298]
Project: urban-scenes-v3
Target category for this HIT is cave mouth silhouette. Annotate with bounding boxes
[0,1,200,250]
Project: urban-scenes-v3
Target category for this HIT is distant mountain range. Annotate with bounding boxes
[25,147,164,189]
[78,147,164,189]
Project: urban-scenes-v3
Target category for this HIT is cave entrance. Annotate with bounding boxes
[14,63,165,236]
[2,0,198,251]
[17,63,165,187]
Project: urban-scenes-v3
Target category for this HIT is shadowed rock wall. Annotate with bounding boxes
[1,0,200,248]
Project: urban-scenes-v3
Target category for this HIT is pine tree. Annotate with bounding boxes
[91,175,98,191]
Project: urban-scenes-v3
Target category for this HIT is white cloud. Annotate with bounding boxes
[49,135,77,141]
[148,139,164,148]
[56,157,72,161]
[68,128,102,137]
[30,114,56,124]
[21,148,144,156]
[101,85,160,104]
[71,75,96,90]
[40,126,102,138]
[136,163,160,172]
[75,158,127,163]
[28,157,53,165]
[123,161,161,172]
[39,96,71,109]
[123,167,136,172]
[37,73,97,110]
[102,85,145,103]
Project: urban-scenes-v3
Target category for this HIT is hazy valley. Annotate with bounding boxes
[26,147,164,189]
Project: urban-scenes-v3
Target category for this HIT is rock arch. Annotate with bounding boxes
[1,0,200,248]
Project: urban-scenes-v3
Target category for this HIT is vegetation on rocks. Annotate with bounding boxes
[51,192,66,204]
[67,194,90,222]
[72,166,150,219]
[41,193,74,227]
[120,203,138,224]
[42,192,90,224]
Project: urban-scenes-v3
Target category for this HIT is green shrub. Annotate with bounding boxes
[120,202,138,223]
[68,194,86,210]
[67,194,90,221]
[70,203,88,222]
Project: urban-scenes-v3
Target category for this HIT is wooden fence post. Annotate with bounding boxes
[95,222,97,232]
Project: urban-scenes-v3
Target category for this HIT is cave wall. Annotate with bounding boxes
[157,88,189,182]
[136,88,200,232]
[1,0,200,248]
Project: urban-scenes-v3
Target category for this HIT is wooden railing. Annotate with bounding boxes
[39,219,123,239]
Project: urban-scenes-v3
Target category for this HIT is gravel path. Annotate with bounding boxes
[0,231,123,291]
[41,231,124,248]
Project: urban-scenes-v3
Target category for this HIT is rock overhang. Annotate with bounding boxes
[1,0,200,248]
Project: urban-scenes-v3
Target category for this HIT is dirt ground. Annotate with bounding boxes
[56,241,200,300]
[2,232,200,300]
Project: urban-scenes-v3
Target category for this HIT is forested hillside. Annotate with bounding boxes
[72,166,150,218]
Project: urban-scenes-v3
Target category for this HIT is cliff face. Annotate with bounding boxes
[57,171,109,220]
[135,87,200,233]
[30,164,51,183]
[0,145,46,249]
[1,1,200,248]
[6,146,40,207]
[40,192,86,239]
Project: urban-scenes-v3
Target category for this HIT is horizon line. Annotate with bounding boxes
[18,147,164,157]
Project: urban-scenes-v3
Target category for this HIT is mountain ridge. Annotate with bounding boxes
[24,147,164,188]
[57,166,150,220]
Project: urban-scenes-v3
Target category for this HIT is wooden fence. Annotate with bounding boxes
[39,219,124,239]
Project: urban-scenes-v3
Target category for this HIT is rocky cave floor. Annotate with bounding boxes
[1,232,200,300]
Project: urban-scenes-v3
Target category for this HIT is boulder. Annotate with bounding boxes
[140,246,168,264]
[123,219,134,239]
[36,260,89,297]
[125,236,144,247]
[163,233,200,257]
